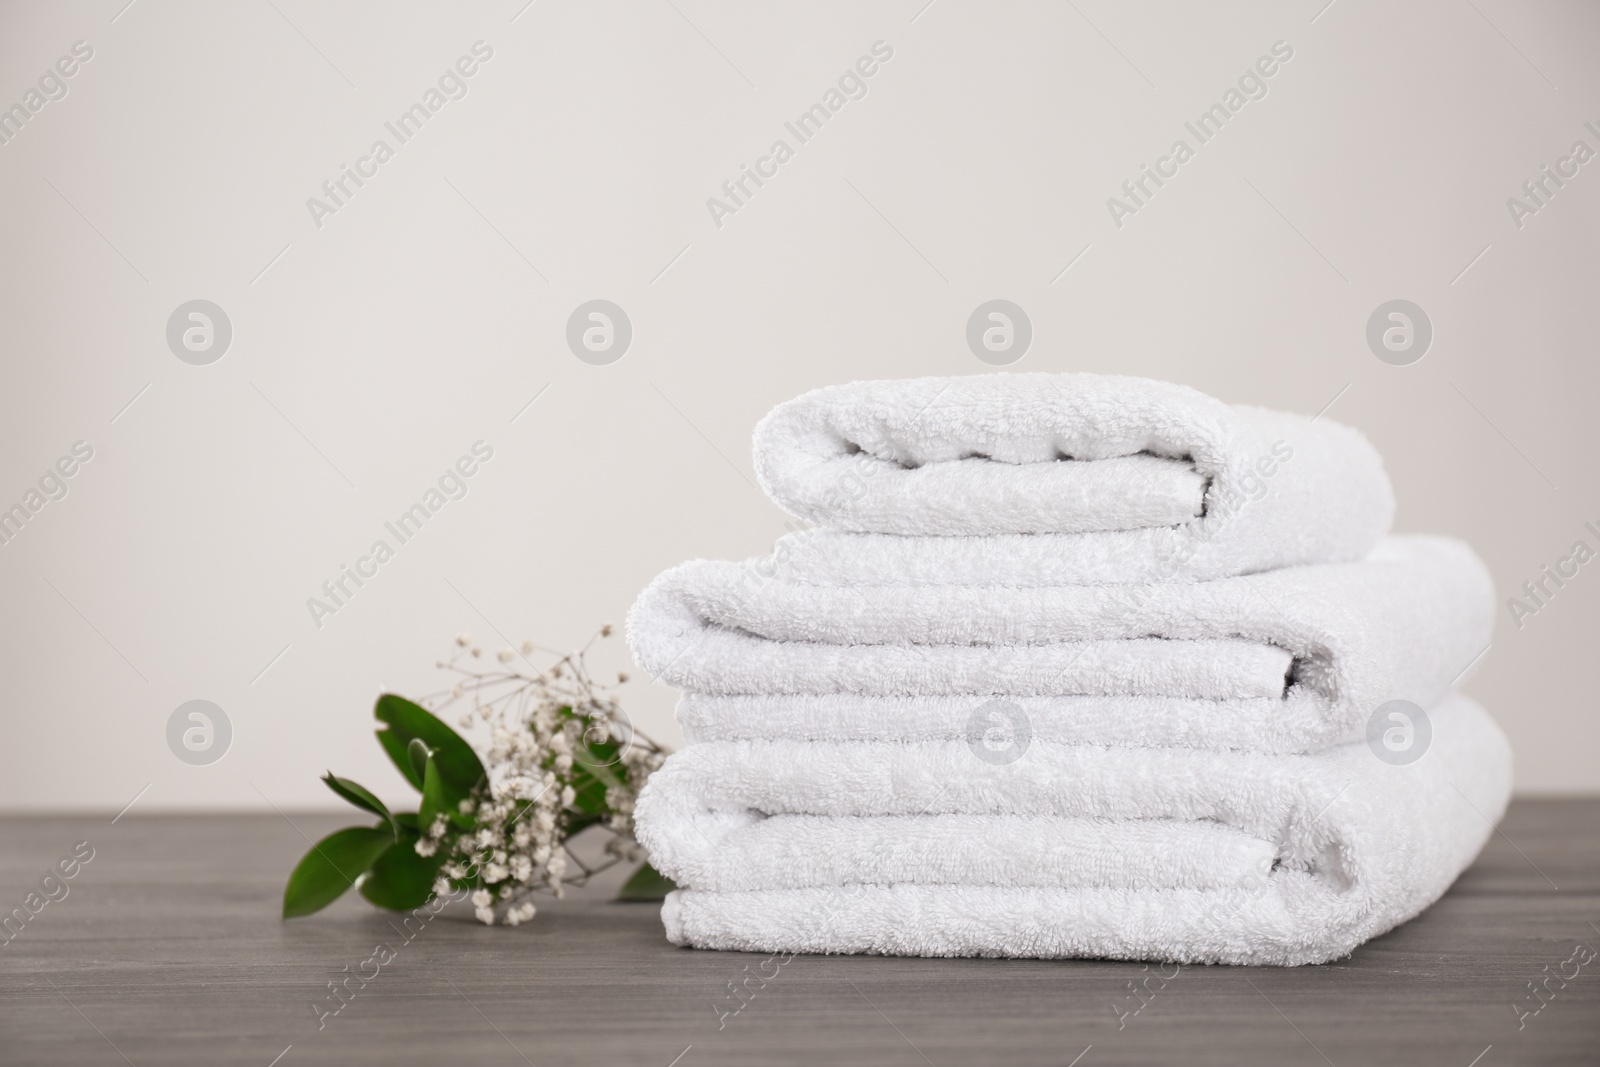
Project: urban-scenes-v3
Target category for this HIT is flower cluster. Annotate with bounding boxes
[417,626,666,925]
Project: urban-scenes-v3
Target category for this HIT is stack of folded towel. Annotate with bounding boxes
[629,373,1510,966]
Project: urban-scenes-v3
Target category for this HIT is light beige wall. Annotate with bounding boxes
[1,0,1595,810]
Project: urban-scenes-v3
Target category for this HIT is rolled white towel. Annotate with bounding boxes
[639,692,1511,966]
[752,373,1393,580]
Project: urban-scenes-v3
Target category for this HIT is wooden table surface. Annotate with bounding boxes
[2,799,1597,1067]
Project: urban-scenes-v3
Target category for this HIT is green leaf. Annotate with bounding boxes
[574,740,626,790]
[282,826,395,919]
[374,694,486,797]
[567,741,626,815]
[377,729,424,793]
[417,753,450,833]
[322,774,398,838]
[394,812,420,833]
[616,862,677,901]
[567,762,608,814]
[407,738,433,787]
[359,835,448,911]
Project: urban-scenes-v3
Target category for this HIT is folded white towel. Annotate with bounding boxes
[640,811,1277,892]
[629,536,1493,753]
[640,692,1510,965]
[676,692,1380,755]
[752,373,1393,580]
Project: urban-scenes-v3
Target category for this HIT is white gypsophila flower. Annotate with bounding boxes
[475,906,495,925]
[471,889,492,908]
[431,625,670,930]
[433,877,451,896]
[456,633,472,647]
[458,798,475,815]
[414,838,437,857]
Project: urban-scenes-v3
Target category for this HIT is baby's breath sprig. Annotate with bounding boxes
[280,626,672,926]
[416,625,669,925]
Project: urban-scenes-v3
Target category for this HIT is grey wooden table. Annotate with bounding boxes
[2,800,1597,1066]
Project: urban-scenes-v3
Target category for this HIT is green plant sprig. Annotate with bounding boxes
[282,628,673,922]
